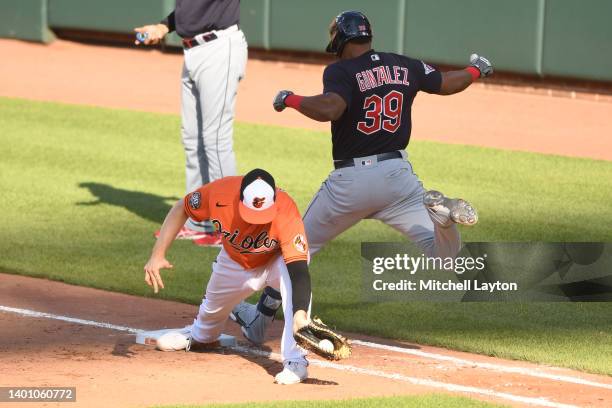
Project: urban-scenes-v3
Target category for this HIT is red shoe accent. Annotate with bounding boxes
[193,232,223,247]
[154,227,208,240]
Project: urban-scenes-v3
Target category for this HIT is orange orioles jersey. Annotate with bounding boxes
[183,176,309,269]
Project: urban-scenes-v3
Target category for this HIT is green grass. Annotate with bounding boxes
[1,97,611,375]
[156,394,507,408]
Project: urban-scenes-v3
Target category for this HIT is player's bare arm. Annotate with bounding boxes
[439,54,493,95]
[439,70,474,95]
[273,91,346,122]
[134,7,174,45]
[144,200,187,293]
[134,23,169,45]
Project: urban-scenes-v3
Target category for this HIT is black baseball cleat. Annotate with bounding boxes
[424,190,478,227]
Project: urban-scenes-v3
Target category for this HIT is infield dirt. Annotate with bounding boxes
[1,273,611,408]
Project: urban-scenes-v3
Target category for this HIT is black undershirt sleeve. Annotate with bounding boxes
[161,11,176,33]
[286,260,311,315]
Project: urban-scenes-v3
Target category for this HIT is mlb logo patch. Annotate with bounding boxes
[189,191,201,210]
[371,54,380,61]
[361,159,373,166]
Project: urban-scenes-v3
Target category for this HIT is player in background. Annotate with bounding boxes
[144,169,312,384]
[135,0,247,246]
[231,10,493,343]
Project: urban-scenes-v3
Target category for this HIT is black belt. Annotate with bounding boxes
[182,33,218,49]
[333,151,402,169]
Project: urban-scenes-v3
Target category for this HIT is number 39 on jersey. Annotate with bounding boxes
[357,90,404,135]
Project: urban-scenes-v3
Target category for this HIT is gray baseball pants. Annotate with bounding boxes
[303,152,461,258]
[181,26,247,231]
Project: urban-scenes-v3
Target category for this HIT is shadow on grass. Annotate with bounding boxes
[77,182,179,224]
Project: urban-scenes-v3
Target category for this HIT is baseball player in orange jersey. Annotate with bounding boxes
[144,169,312,384]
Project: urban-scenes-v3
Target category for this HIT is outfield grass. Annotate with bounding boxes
[1,97,611,375]
[157,394,507,408]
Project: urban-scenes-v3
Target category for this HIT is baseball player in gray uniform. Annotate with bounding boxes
[135,0,247,246]
[231,11,493,343]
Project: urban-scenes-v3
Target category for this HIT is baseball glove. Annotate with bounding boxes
[294,317,351,360]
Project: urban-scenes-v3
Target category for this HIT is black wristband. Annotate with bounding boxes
[286,260,311,314]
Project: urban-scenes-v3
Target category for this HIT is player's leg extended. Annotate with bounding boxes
[304,169,375,256]
[190,249,264,345]
[265,255,309,384]
[191,29,247,183]
[369,160,463,258]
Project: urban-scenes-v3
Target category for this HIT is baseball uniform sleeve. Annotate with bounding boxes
[184,185,211,222]
[276,199,309,264]
[323,63,353,106]
[410,58,442,94]
[160,11,176,33]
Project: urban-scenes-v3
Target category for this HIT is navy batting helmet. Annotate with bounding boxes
[326,11,372,56]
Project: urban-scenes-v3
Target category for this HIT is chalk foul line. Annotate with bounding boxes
[351,339,612,391]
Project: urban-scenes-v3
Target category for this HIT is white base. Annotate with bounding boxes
[135,325,236,350]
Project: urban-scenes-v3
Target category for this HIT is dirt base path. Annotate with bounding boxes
[0,39,611,161]
[1,273,610,408]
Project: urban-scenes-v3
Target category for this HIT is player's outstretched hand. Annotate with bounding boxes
[134,24,169,45]
[469,53,493,78]
[273,90,294,112]
[144,256,173,293]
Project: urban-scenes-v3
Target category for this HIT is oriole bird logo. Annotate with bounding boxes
[252,197,266,208]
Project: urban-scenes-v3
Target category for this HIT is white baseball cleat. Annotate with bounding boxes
[274,361,308,385]
[424,190,478,227]
[156,330,190,351]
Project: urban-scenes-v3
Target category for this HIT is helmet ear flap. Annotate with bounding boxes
[325,33,341,54]
[325,17,340,54]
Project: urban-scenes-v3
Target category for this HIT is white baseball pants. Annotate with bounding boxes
[304,153,461,258]
[181,27,248,231]
[190,248,308,364]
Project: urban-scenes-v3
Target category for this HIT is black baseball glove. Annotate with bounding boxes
[294,317,351,360]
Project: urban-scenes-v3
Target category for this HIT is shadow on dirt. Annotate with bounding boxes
[226,343,339,386]
[112,335,138,358]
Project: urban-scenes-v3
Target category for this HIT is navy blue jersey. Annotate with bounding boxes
[162,0,240,38]
[323,50,442,160]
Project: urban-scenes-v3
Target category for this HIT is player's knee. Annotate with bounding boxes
[257,286,282,317]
